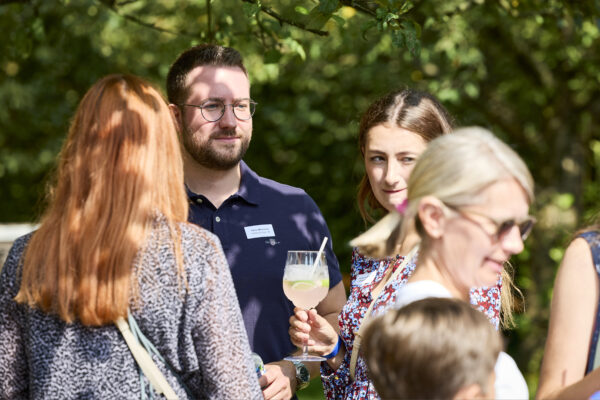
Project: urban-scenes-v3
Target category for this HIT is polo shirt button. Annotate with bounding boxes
[215,216,221,222]
[195,198,203,204]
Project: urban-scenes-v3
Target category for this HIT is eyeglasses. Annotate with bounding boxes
[446,205,536,241]
[179,98,257,122]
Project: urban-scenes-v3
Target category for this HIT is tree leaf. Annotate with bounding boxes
[283,37,306,60]
[295,6,309,15]
[242,3,260,18]
[318,0,340,14]
[331,15,345,27]
[391,29,405,48]
[399,19,420,57]
[306,6,332,30]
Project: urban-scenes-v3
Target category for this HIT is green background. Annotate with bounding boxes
[2,1,600,398]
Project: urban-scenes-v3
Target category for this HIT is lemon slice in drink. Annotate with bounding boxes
[291,281,317,291]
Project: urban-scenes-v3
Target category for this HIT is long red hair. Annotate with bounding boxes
[16,74,188,326]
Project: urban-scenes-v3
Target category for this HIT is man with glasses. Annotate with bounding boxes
[166,44,346,400]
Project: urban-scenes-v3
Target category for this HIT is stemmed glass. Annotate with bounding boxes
[282,250,329,362]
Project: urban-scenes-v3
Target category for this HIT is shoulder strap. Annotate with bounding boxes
[580,232,600,374]
[116,315,179,399]
[349,245,418,380]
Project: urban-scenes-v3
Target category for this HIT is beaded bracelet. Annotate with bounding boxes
[323,335,342,359]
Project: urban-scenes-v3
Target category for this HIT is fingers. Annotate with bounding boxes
[288,315,309,332]
[288,324,313,347]
[258,373,269,390]
[288,309,313,347]
[293,307,309,322]
[306,309,334,336]
[288,307,337,349]
[261,363,293,400]
[306,308,323,326]
[261,376,291,400]
[292,306,325,328]
[292,307,325,331]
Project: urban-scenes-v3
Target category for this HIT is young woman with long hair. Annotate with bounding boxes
[289,91,508,399]
[0,74,262,399]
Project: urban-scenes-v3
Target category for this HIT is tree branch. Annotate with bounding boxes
[241,0,328,36]
[339,0,377,17]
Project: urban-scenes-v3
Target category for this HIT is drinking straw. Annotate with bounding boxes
[311,237,328,276]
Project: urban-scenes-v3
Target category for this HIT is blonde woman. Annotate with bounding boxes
[0,74,262,399]
[379,127,534,399]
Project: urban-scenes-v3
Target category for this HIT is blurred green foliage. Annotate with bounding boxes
[2,0,600,397]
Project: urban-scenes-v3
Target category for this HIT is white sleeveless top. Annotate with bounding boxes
[394,280,529,400]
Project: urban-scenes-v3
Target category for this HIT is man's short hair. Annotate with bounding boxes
[362,297,501,400]
[166,44,247,105]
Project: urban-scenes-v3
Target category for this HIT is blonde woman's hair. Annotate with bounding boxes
[352,127,534,327]
[362,297,501,400]
[16,74,188,326]
[405,126,533,216]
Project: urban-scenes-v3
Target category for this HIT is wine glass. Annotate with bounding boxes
[282,250,329,362]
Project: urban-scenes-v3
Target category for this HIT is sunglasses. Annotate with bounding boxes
[447,206,536,241]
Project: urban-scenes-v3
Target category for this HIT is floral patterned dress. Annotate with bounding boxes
[320,248,502,400]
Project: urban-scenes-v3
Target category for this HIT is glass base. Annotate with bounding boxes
[284,354,326,362]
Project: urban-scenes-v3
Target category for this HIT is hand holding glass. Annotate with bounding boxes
[283,250,329,361]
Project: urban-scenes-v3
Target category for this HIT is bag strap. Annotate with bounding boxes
[115,314,179,400]
[349,245,418,380]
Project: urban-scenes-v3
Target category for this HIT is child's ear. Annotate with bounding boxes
[452,383,484,400]
[417,196,447,239]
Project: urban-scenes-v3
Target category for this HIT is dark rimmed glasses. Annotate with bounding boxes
[179,98,257,122]
[446,205,536,241]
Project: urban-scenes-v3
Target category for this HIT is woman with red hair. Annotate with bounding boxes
[0,74,262,399]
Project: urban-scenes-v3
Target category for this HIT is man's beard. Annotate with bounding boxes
[182,125,250,171]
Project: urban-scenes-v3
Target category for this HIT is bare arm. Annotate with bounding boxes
[315,281,347,371]
[537,238,600,399]
[316,281,347,332]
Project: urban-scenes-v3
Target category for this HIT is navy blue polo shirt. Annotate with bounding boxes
[187,161,342,364]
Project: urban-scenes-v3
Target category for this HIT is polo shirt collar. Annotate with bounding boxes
[237,160,260,205]
[185,160,260,206]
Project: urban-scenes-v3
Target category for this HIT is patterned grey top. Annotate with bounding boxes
[0,220,263,399]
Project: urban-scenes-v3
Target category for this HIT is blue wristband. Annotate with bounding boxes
[324,335,342,359]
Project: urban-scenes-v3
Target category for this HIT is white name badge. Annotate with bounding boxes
[354,270,377,287]
[244,224,275,239]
